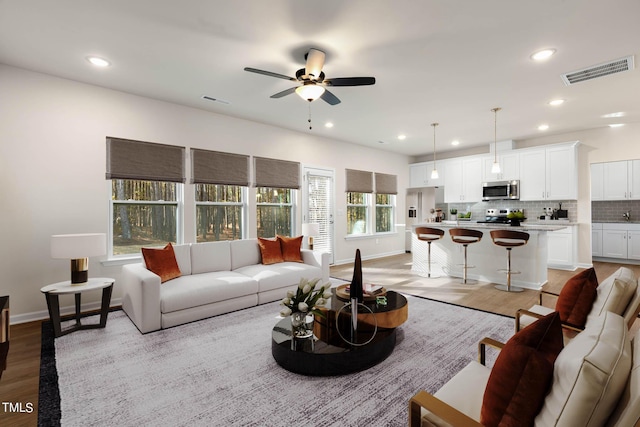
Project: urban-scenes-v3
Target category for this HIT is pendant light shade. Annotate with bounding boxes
[430,123,439,179]
[491,107,502,174]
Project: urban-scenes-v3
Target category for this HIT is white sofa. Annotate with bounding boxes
[121,239,329,333]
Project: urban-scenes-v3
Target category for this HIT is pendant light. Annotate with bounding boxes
[491,107,502,174]
[430,123,439,179]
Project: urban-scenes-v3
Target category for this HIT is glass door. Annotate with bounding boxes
[303,167,335,264]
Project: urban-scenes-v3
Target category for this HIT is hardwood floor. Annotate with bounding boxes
[1,254,638,426]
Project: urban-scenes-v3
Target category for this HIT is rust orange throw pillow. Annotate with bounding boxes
[481,311,563,427]
[141,243,181,283]
[278,235,304,263]
[555,267,599,328]
[258,237,284,265]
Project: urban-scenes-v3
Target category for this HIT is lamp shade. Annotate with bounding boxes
[51,233,106,259]
[295,84,325,101]
[301,223,320,237]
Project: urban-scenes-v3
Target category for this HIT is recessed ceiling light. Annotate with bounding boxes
[538,124,550,131]
[531,49,556,61]
[602,112,625,118]
[451,140,460,146]
[548,99,565,106]
[86,56,110,67]
[609,123,625,128]
[325,122,334,128]
[397,134,406,140]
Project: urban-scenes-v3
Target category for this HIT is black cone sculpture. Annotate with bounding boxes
[350,249,364,303]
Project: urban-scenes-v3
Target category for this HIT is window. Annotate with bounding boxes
[195,184,245,242]
[347,192,369,235]
[256,187,294,238]
[110,179,182,256]
[375,193,395,233]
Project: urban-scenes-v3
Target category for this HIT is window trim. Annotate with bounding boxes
[107,180,184,259]
[194,184,248,242]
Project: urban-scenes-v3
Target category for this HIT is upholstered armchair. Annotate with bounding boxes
[516,267,640,339]
[409,311,640,427]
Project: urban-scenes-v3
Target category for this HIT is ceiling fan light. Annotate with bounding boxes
[295,84,325,101]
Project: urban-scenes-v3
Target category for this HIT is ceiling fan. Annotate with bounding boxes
[244,48,375,105]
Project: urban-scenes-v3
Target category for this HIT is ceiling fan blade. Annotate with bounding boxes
[244,67,297,81]
[305,49,326,80]
[270,87,297,98]
[320,89,341,105]
[323,77,376,86]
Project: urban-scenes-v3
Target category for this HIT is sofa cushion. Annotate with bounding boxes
[606,329,640,427]
[160,271,258,313]
[588,267,637,322]
[171,244,192,276]
[258,237,284,265]
[234,262,322,293]
[535,311,632,427]
[278,235,303,263]
[481,312,563,427]
[555,267,598,328]
[422,360,491,425]
[190,241,231,274]
[142,243,182,283]
[230,239,261,270]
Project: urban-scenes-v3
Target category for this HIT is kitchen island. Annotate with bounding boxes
[411,222,568,290]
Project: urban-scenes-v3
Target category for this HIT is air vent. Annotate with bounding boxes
[201,95,230,105]
[561,56,634,86]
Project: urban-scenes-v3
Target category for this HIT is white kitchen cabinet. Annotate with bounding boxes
[409,161,444,188]
[592,223,603,257]
[444,156,482,203]
[519,143,578,201]
[548,226,575,269]
[603,161,629,200]
[599,223,640,260]
[591,163,604,201]
[482,152,519,182]
[629,160,640,199]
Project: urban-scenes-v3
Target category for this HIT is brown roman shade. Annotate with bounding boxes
[345,169,373,193]
[106,137,185,183]
[254,157,300,189]
[191,149,249,186]
[375,173,398,195]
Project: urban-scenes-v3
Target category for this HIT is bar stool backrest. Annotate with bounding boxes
[490,229,530,248]
[415,227,445,242]
[449,228,483,245]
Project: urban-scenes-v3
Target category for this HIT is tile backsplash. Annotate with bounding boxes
[439,200,577,222]
[592,200,640,222]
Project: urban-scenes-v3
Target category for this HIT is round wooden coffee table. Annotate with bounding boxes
[271,290,408,376]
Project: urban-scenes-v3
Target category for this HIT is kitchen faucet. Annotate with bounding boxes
[623,211,631,222]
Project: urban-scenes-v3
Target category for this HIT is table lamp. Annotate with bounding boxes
[301,223,320,250]
[51,233,106,284]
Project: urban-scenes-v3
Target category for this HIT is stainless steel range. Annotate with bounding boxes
[477,208,523,224]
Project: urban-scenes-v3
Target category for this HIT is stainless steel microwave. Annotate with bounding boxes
[482,180,520,201]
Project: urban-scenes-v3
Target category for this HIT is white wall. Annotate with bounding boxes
[0,64,410,321]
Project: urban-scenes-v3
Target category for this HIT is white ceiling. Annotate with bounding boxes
[1,0,638,157]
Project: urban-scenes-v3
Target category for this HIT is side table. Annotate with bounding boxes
[41,277,114,338]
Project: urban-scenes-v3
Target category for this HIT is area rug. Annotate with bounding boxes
[39,294,515,427]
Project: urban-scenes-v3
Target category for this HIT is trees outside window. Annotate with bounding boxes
[256,187,294,238]
[376,193,395,233]
[347,192,369,235]
[195,184,245,242]
[111,179,181,256]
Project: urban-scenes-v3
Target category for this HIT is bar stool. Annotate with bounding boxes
[449,228,483,284]
[490,229,530,292]
[415,227,445,278]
